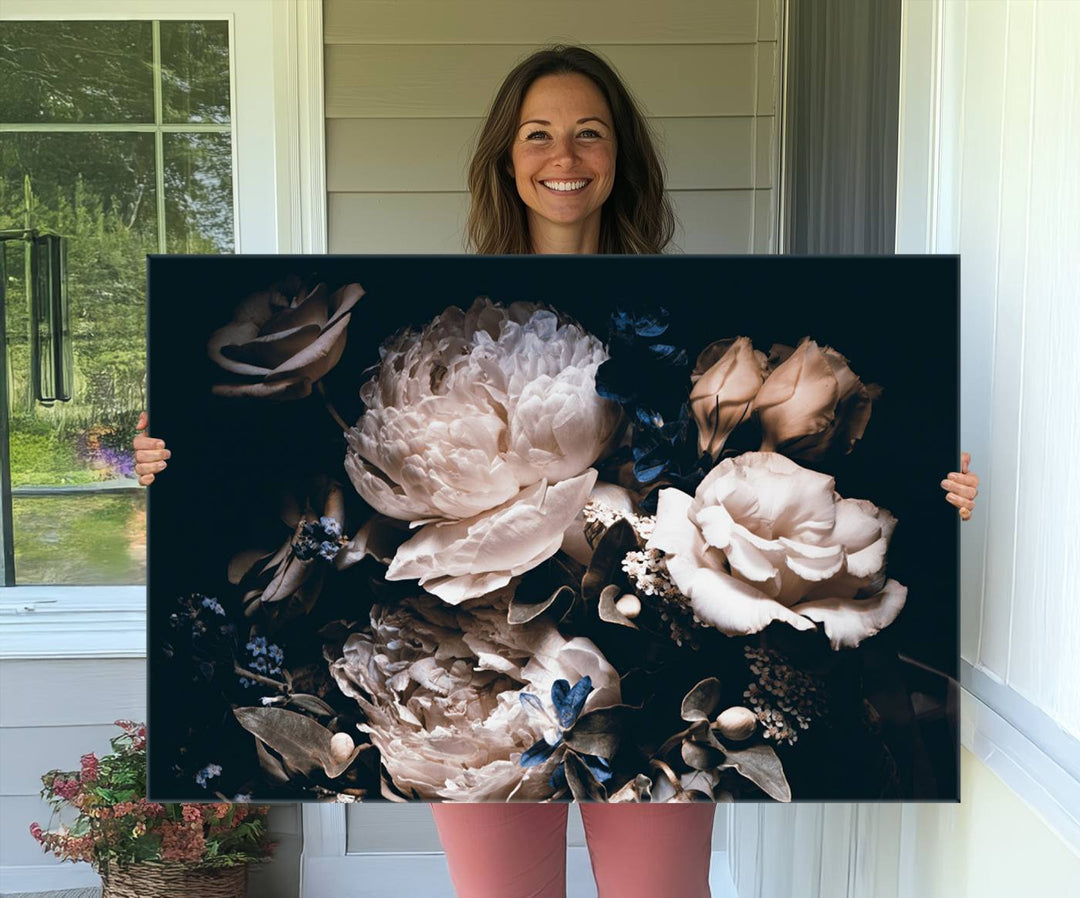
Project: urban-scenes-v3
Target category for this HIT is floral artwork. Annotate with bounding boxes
[147,255,959,803]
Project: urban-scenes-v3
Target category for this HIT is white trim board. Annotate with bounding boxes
[961,684,1080,853]
[0,588,145,660]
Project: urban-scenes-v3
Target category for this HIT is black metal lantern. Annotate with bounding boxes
[0,229,72,405]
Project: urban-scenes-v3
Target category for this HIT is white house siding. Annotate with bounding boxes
[0,658,299,898]
[729,0,1080,894]
[324,0,781,254]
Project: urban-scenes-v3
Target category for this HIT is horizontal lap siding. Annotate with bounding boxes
[327,117,770,192]
[0,658,299,895]
[325,44,762,118]
[324,0,761,45]
[328,189,760,254]
[324,0,781,255]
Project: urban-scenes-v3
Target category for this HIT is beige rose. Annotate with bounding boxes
[345,298,621,603]
[208,282,363,399]
[689,337,768,459]
[752,339,881,462]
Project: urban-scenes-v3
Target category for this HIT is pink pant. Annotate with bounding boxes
[430,802,716,898]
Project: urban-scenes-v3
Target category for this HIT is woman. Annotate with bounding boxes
[135,46,979,898]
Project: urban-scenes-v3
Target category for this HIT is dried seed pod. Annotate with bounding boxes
[615,594,642,619]
[714,706,757,742]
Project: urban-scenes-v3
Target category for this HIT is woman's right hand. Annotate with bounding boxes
[133,411,170,486]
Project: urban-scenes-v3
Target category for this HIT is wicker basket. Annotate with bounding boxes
[100,862,247,898]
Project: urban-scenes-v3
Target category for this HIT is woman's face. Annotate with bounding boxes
[509,73,617,241]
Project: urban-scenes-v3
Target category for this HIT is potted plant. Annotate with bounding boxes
[30,720,274,897]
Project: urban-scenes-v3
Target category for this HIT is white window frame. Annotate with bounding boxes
[0,0,326,660]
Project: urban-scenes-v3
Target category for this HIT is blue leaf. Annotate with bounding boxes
[634,310,670,338]
[559,676,593,728]
[519,692,546,714]
[646,343,687,366]
[549,763,568,791]
[521,737,559,768]
[582,754,614,784]
[633,455,669,484]
[635,407,665,429]
[550,679,571,718]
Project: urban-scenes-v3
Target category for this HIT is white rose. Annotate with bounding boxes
[345,298,622,602]
[328,594,621,801]
[647,452,906,649]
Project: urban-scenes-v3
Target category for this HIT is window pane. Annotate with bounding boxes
[164,133,235,252]
[12,492,146,585]
[2,132,155,584]
[0,22,154,124]
[160,21,232,124]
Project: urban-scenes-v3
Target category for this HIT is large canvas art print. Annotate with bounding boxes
[147,255,959,803]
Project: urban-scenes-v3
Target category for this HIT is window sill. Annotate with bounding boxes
[0,585,145,659]
[961,664,1080,852]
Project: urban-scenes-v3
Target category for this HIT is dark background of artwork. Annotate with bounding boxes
[146,254,958,799]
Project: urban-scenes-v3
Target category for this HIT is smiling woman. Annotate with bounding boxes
[509,73,617,252]
[466,45,674,256]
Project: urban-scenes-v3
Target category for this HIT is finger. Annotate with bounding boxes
[961,452,970,475]
[136,411,149,432]
[959,507,972,521]
[133,436,167,451]
[135,461,168,476]
[135,449,170,463]
[945,492,974,511]
[941,479,978,500]
[946,472,979,487]
[138,472,155,486]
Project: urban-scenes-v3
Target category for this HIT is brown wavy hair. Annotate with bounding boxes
[466,45,675,255]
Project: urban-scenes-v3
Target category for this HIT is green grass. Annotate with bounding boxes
[13,492,146,584]
[8,429,100,486]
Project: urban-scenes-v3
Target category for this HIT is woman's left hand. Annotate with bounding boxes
[942,451,979,521]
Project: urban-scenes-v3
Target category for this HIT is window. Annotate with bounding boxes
[0,19,235,586]
[0,0,322,659]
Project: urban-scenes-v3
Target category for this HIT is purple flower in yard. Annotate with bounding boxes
[98,446,136,479]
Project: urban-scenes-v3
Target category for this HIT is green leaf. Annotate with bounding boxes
[234,706,362,779]
[597,583,640,629]
[581,519,640,603]
[563,705,634,758]
[680,677,723,722]
[563,750,608,802]
[285,694,337,718]
[718,743,791,802]
[509,584,575,625]
[607,773,653,803]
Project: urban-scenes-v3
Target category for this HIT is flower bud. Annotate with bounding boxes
[329,732,355,764]
[753,339,880,462]
[689,337,768,459]
[714,706,758,741]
